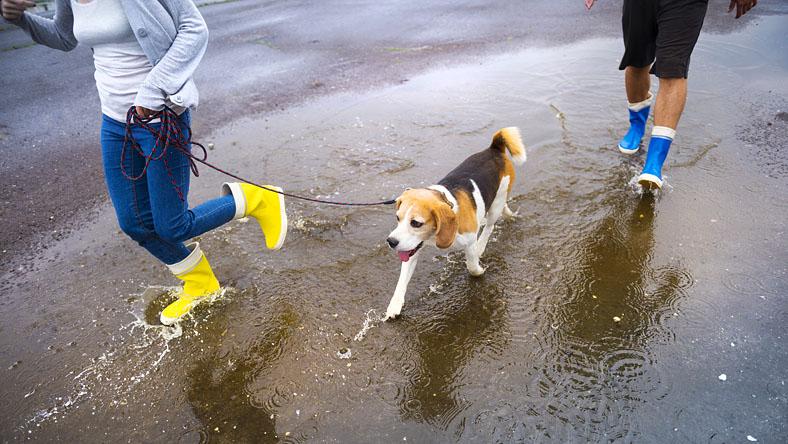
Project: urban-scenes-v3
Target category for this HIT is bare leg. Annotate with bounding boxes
[619,66,654,153]
[638,77,685,189]
[625,66,651,103]
[653,77,687,129]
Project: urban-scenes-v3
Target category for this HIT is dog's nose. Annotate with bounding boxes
[387,237,399,249]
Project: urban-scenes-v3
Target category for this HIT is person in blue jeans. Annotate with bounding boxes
[4,0,288,324]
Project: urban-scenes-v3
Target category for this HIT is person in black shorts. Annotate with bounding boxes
[587,0,757,189]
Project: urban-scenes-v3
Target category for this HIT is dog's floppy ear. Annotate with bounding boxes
[396,189,413,210]
[433,203,458,249]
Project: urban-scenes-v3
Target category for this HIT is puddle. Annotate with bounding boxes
[2,15,787,443]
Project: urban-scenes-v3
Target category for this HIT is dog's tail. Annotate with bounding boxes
[490,127,526,166]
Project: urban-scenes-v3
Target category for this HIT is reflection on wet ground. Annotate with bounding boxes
[2,15,787,444]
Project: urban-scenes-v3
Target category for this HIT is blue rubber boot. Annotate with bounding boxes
[638,126,675,190]
[618,93,653,154]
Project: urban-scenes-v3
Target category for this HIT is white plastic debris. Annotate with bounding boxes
[613,316,621,322]
[747,436,757,442]
[718,373,727,381]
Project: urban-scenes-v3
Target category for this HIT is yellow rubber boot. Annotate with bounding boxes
[161,242,221,325]
[222,182,287,250]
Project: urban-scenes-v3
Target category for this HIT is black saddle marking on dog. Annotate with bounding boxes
[437,146,505,212]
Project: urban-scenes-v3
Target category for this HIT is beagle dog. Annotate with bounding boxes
[384,127,526,320]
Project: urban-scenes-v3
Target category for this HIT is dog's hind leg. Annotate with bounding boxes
[503,204,517,218]
[476,176,510,257]
[476,215,499,258]
[385,255,419,320]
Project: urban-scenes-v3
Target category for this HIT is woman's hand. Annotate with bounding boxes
[1,0,35,21]
[135,106,158,119]
[728,0,757,18]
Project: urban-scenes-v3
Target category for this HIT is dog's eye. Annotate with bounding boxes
[396,215,400,222]
[410,220,423,228]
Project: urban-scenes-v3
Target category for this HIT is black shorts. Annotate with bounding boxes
[619,0,709,78]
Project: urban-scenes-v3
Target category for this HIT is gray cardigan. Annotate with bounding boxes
[12,0,208,111]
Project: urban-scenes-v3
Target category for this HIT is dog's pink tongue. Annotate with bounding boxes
[398,251,411,262]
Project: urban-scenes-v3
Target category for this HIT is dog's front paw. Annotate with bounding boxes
[384,308,401,321]
[503,205,519,219]
[468,264,486,277]
[385,298,404,321]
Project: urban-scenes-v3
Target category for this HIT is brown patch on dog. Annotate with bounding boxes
[500,156,516,193]
[396,189,438,220]
[432,203,458,249]
[453,189,479,235]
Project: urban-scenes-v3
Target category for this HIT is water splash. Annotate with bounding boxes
[353,309,385,341]
[627,174,673,196]
[22,285,227,433]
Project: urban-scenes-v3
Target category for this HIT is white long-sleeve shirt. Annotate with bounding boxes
[71,0,182,121]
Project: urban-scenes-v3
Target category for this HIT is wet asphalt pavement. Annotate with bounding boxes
[2,0,778,257]
[1,1,787,443]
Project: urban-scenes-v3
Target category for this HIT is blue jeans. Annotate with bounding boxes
[101,112,236,265]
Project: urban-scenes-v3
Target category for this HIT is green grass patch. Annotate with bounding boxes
[254,38,277,49]
[196,0,240,7]
[382,45,432,53]
[1,41,37,52]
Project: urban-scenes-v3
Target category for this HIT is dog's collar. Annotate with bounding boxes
[427,185,459,213]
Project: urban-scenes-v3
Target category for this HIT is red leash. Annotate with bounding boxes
[121,106,396,207]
